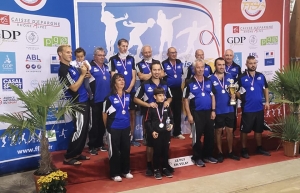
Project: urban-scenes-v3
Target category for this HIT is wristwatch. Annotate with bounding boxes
[211,109,215,112]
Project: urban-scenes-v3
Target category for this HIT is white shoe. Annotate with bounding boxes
[111,176,122,182]
[123,173,133,179]
[175,134,185,140]
[189,133,192,139]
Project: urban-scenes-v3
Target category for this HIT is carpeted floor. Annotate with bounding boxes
[66,150,295,193]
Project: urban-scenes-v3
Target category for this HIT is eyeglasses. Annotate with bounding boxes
[169,52,177,54]
[97,54,106,57]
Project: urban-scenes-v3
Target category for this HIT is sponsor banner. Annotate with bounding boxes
[0,123,72,162]
[222,0,289,72]
[224,22,281,80]
[0,0,74,175]
[0,10,71,115]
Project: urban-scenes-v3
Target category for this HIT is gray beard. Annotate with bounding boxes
[144,58,152,63]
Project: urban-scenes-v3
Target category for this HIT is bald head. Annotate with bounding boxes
[224,49,234,65]
[167,47,177,61]
[224,49,234,56]
[141,45,152,60]
[195,49,204,60]
[142,45,152,53]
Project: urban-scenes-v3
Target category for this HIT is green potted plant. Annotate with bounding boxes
[0,78,80,192]
[269,62,300,115]
[269,115,300,157]
[268,62,300,156]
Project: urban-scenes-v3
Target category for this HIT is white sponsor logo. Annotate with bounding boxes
[113,98,119,104]
[70,70,76,75]
[241,0,266,20]
[147,87,153,92]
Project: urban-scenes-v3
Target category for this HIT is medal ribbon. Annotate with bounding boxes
[246,71,255,88]
[94,61,106,77]
[170,60,177,77]
[120,59,127,72]
[144,61,151,72]
[215,74,225,90]
[116,93,126,112]
[156,106,164,123]
[194,77,205,93]
[225,63,232,73]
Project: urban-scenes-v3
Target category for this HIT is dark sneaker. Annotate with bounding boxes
[131,141,141,147]
[228,152,240,161]
[99,146,108,152]
[145,168,153,176]
[256,147,271,156]
[162,168,173,178]
[203,157,218,164]
[89,148,98,156]
[167,165,174,173]
[217,153,224,163]
[192,159,205,167]
[241,148,249,159]
[154,169,162,180]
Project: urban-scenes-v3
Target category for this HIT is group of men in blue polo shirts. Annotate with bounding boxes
[57,39,271,175]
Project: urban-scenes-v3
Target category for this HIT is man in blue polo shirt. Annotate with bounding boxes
[162,47,185,139]
[183,59,217,167]
[136,45,162,83]
[88,47,111,155]
[186,49,213,80]
[236,55,270,159]
[108,38,140,147]
[185,49,213,139]
[224,49,241,82]
[58,44,91,165]
[210,57,240,163]
[224,49,242,135]
[134,61,173,176]
[136,45,164,145]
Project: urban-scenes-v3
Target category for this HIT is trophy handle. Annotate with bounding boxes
[234,83,239,92]
[225,85,229,93]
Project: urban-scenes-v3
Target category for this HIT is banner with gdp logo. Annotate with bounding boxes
[222,0,289,80]
[222,0,290,125]
[0,0,75,175]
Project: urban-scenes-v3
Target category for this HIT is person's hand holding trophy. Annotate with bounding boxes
[226,79,238,105]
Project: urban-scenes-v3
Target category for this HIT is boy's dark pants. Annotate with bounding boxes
[152,130,170,170]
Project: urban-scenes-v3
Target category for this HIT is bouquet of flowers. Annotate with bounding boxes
[37,170,67,193]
